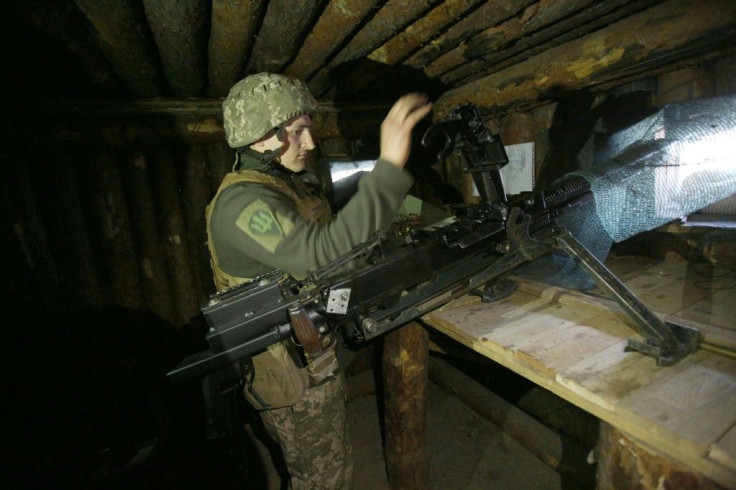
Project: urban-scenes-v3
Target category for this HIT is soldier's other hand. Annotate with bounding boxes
[379,93,433,169]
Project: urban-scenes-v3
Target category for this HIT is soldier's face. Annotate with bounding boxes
[255,114,315,173]
[279,115,315,172]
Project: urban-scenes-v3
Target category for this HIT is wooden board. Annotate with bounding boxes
[422,257,736,488]
[604,256,736,330]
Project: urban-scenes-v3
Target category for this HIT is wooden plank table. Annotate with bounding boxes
[421,256,736,488]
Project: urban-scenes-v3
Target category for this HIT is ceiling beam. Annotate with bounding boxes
[434,0,736,118]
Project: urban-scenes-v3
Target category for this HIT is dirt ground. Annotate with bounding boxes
[348,371,562,490]
[246,366,570,490]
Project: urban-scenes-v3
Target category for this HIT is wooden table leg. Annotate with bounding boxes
[382,321,429,489]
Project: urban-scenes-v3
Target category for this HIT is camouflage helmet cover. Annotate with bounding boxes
[222,73,317,148]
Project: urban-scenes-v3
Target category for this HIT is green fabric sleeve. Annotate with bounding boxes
[210,160,413,279]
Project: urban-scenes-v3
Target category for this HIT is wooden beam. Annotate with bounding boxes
[11,0,123,94]
[3,99,394,146]
[434,0,736,118]
[403,0,537,71]
[368,0,487,67]
[333,0,488,99]
[207,0,264,97]
[73,0,166,96]
[3,98,394,117]
[245,0,323,74]
[656,67,715,106]
[45,153,106,310]
[16,117,224,148]
[181,145,212,302]
[83,149,142,310]
[283,0,378,83]
[142,0,208,97]
[205,142,233,195]
[308,0,445,97]
[443,0,662,85]
[422,0,613,80]
[149,148,203,325]
[120,152,178,324]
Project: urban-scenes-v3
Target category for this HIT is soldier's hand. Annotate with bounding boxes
[379,93,433,169]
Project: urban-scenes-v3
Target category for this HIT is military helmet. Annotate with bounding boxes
[222,73,317,148]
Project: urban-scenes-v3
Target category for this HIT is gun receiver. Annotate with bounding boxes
[168,103,700,407]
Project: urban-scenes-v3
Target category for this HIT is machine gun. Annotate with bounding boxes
[167,104,700,435]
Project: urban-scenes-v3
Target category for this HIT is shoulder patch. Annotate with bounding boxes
[236,199,294,253]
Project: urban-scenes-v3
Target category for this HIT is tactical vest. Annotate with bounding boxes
[205,169,333,291]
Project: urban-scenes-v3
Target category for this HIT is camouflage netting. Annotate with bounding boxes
[519,94,736,290]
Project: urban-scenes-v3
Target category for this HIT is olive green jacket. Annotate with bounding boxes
[207,151,414,285]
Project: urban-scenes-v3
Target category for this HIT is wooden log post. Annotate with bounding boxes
[656,67,715,107]
[47,152,105,310]
[181,145,212,301]
[382,321,430,489]
[149,147,201,326]
[500,112,535,145]
[596,422,728,489]
[205,141,231,193]
[120,152,177,324]
[3,156,63,312]
[84,149,142,310]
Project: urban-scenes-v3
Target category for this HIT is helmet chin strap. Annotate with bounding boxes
[263,123,290,171]
[233,123,290,171]
[233,146,283,171]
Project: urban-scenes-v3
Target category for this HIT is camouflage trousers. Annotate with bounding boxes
[260,372,353,489]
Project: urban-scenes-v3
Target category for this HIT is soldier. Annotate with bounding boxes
[206,73,432,488]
